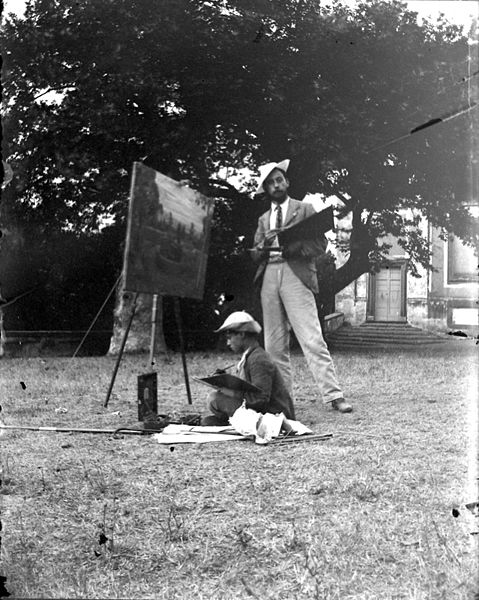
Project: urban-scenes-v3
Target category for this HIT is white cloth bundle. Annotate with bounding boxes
[229,402,312,444]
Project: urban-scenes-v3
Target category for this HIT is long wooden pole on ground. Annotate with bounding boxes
[104,292,139,408]
[0,424,155,435]
[174,297,193,405]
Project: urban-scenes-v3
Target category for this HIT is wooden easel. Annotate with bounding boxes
[104,292,192,409]
[103,162,214,412]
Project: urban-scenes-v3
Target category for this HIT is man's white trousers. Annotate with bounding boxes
[260,261,343,403]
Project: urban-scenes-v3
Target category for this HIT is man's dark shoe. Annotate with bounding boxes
[331,398,353,413]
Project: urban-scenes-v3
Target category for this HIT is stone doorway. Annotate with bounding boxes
[367,261,407,322]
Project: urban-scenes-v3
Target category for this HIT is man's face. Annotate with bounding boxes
[226,330,245,353]
[263,169,289,203]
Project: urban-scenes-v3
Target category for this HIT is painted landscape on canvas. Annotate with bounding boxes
[123,163,215,299]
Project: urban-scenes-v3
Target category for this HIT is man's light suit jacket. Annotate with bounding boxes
[252,198,327,294]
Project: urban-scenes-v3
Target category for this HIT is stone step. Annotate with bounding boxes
[328,337,445,347]
[358,324,432,331]
[358,321,418,329]
[325,322,446,347]
[329,327,442,336]
[328,331,442,340]
[328,342,445,350]
[328,333,444,341]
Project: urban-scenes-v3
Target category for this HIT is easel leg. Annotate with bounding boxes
[104,292,139,408]
[174,297,192,405]
[148,294,158,367]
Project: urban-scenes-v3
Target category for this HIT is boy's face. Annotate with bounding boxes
[226,330,245,353]
[263,168,289,203]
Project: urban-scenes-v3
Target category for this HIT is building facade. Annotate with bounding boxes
[334,221,478,334]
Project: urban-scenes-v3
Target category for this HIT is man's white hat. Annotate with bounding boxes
[255,159,290,194]
[215,311,262,334]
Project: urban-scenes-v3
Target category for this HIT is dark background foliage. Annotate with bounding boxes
[1,0,476,347]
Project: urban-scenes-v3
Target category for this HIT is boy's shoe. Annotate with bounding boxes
[331,398,353,413]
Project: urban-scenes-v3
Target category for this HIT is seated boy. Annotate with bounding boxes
[202,311,296,425]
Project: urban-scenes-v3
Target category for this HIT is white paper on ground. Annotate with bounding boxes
[153,417,314,445]
[153,424,248,444]
[283,419,313,436]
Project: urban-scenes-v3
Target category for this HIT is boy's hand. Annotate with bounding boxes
[218,388,242,400]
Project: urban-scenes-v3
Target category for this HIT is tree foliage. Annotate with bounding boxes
[1,0,477,338]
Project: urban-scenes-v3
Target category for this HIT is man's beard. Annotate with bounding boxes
[269,191,288,203]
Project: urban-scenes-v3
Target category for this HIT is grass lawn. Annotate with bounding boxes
[1,339,478,599]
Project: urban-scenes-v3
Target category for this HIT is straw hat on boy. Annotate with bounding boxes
[214,311,262,334]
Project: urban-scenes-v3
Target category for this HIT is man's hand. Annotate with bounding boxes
[260,229,280,248]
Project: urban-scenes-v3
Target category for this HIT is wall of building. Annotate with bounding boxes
[335,275,368,326]
[333,231,476,332]
[406,261,429,329]
[429,226,478,331]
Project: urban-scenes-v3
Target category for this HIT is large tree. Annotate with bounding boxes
[1,0,477,346]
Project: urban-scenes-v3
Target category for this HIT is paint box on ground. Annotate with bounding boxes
[137,372,158,421]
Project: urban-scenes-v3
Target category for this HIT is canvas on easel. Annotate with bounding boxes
[122,162,215,299]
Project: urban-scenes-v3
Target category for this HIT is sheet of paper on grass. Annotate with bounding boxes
[153,420,314,444]
[153,424,249,444]
[193,374,262,393]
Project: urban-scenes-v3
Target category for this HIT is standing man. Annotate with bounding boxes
[251,159,352,413]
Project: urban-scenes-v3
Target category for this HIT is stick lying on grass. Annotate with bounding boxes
[0,423,162,436]
[269,432,333,444]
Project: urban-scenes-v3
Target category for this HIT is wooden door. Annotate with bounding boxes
[374,265,403,321]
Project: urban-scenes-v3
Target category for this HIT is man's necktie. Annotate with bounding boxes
[275,204,282,229]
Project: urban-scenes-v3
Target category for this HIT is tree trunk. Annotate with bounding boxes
[332,253,371,295]
[331,210,375,294]
[108,284,168,355]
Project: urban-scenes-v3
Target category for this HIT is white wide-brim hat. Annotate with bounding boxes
[215,311,262,334]
[255,159,290,194]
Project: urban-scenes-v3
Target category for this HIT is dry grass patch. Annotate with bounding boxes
[0,340,477,599]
